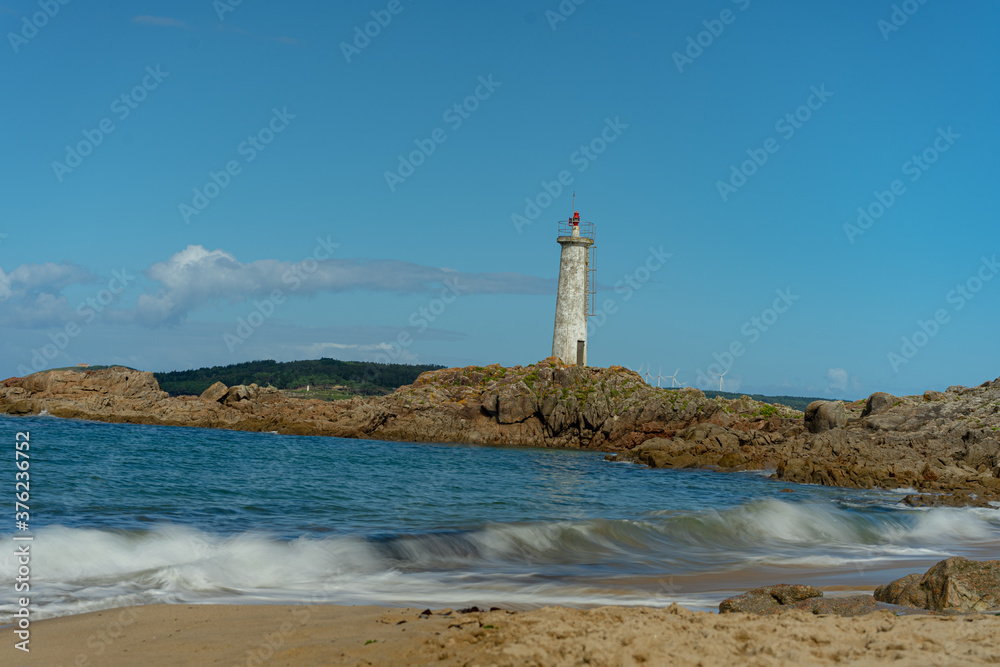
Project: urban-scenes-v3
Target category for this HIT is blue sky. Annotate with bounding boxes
[1,0,997,399]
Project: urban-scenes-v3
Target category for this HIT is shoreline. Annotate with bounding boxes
[4,602,1000,666]
[3,364,999,507]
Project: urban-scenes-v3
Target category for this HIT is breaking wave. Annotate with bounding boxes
[3,500,997,621]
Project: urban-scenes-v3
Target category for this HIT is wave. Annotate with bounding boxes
[2,500,997,621]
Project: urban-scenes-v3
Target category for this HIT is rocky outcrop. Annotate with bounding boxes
[0,360,797,452]
[765,381,1000,504]
[607,377,1000,503]
[610,422,774,472]
[719,585,875,617]
[875,557,1000,613]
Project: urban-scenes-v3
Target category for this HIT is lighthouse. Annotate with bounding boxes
[551,209,595,366]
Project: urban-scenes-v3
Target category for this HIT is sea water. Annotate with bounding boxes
[2,413,998,622]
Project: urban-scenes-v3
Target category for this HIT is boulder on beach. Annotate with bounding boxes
[719,584,821,614]
[720,584,877,617]
[874,557,1000,613]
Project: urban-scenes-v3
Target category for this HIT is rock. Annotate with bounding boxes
[720,585,875,617]
[861,392,899,418]
[924,390,946,401]
[716,452,745,468]
[874,573,926,609]
[224,385,252,404]
[901,492,993,508]
[676,423,741,450]
[805,401,846,433]
[719,584,823,614]
[875,557,1000,613]
[786,595,877,616]
[496,381,537,424]
[481,391,499,415]
[199,381,229,403]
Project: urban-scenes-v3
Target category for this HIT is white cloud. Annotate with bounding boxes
[0,261,96,326]
[135,245,554,326]
[0,246,552,332]
[826,368,848,393]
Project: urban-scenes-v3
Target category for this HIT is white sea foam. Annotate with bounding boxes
[3,500,997,622]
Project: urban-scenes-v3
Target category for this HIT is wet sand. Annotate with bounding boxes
[4,603,1000,666]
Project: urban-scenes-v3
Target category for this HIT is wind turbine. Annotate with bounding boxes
[668,369,685,388]
[712,369,729,391]
[644,366,653,385]
[655,366,665,388]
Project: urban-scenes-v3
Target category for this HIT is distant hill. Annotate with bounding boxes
[698,389,837,412]
[153,358,445,397]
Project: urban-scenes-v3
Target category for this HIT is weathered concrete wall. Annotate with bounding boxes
[552,236,593,365]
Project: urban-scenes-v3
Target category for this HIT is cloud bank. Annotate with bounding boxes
[1,246,553,328]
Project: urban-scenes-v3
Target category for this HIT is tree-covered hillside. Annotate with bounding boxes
[700,389,835,412]
[153,358,444,397]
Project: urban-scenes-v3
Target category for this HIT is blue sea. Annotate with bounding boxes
[3,413,999,623]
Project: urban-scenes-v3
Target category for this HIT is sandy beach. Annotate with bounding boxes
[5,602,1000,666]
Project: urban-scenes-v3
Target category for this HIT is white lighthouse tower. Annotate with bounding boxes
[551,208,595,366]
